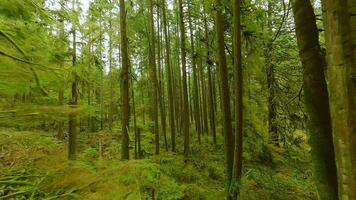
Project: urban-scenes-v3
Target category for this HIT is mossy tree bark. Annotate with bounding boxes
[148,0,160,155]
[323,0,356,198]
[188,2,202,144]
[292,0,338,199]
[232,0,243,198]
[214,0,234,197]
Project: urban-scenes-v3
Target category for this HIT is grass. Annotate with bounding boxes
[0,129,316,199]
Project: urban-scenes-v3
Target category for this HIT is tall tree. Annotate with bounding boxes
[266,0,278,146]
[148,0,160,155]
[188,2,202,143]
[232,0,243,198]
[178,0,190,157]
[57,0,66,140]
[214,0,234,196]
[161,0,176,152]
[157,7,168,151]
[68,0,78,160]
[108,2,114,132]
[203,2,217,143]
[120,0,130,160]
[292,0,338,199]
[323,0,356,198]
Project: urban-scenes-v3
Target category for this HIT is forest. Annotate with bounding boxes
[0,0,355,199]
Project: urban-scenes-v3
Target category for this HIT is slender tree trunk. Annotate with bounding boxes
[120,0,130,160]
[88,33,93,132]
[157,8,168,151]
[68,0,78,160]
[323,0,356,198]
[266,0,278,146]
[149,0,160,155]
[198,50,209,136]
[162,0,176,152]
[132,77,138,159]
[109,6,114,132]
[292,1,338,199]
[232,0,243,198]
[99,20,104,131]
[57,0,65,140]
[178,0,190,157]
[188,3,202,144]
[203,4,217,143]
[214,0,234,196]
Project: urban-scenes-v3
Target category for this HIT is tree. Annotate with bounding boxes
[161,0,176,152]
[68,0,78,160]
[214,0,234,196]
[148,0,160,155]
[232,0,243,198]
[188,2,202,144]
[266,0,278,146]
[292,0,338,199]
[178,0,190,157]
[323,0,356,198]
[203,2,217,144]
[120,0,130,160]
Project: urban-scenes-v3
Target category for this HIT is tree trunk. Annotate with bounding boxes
[292,0,338,199]
[323,0,356,198]
[162,0,176,152]
[108,7,114,132]
[68,0,78,160]
[232,0,243,198]
[120,0,130,160]
[149,0,160,155]
[178,0,190,158]
[214,0,234,196]
[157,8,168,151]
[203,4,217,144]
[132,78,138,159]
[266,0,278,146]
[188,3,202,144]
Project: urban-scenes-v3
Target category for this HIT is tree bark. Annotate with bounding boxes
[120,0,130,160]
[178,0,190,157]
[232,0,243,198]
[266,0,278,146]
[292,1,339,199]
[149,0,160,155]
[162,0,176,152]
[323,0,356,198]
[214,0,234,196]
[157,8,168,151]
[68,0,78,160]
[203,3,217,144]
[188,2,202,144]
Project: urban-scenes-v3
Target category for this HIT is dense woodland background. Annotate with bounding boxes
[0,0,355,199]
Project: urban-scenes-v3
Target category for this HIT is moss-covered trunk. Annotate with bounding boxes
[323,0,356,198]
[292,0,338,199]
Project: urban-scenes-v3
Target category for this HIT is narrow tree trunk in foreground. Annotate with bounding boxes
[214,0,234,196]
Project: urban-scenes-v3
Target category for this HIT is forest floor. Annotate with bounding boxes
[0,129,317,200]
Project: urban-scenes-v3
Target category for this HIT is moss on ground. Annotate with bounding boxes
[0,130,316,199]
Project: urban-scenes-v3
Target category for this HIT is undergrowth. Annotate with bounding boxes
[0,129,316,199]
